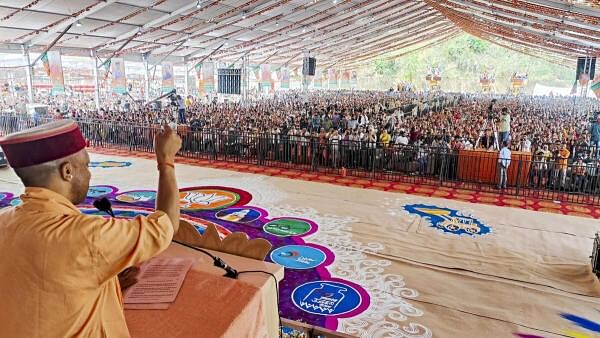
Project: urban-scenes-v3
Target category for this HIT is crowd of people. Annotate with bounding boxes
[3,89,600,192]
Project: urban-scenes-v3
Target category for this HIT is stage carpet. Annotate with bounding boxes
[0,152,598,338]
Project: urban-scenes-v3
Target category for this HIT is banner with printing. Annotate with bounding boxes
[281,67,290,89]
[592,81,600,99]
[194,63,204,95]
[351,70,358,88]
[110,58,127,94]
[202,61,215,93]
[161,62,174,94]
[328,68,338,89]
[47,51,65,95]
[260,64,272,89]
[40,52,50,76]
[341,70,350,88]
[313,69,322,88]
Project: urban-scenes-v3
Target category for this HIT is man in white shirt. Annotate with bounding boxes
[521,136,531,152]
[498,140,512,189]
[395,130,409,146]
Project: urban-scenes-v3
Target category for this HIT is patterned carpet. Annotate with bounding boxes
[89,147,600,219]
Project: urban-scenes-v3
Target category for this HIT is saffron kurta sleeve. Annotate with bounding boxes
[75,211,174,284]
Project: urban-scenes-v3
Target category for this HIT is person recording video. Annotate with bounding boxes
[499,107,511,143]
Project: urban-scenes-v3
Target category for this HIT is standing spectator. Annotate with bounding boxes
[590,114,600,157]
[498,140,511,189]
[521,135,531,152]
[498,108,511,143]
[555,143,570,189]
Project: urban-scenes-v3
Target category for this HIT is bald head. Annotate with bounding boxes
[14,149,91,204]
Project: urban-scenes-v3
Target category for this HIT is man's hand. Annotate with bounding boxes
[118,266,140,291]
[154,125,182,163]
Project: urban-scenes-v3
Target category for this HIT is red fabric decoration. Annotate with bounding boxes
[0,121,86,168]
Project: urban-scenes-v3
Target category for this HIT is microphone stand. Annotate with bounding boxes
[93,198,238,279]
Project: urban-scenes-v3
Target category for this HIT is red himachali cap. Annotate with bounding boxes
[0,120,86,169]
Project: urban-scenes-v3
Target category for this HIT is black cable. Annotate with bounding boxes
[238,270,282,338]
[172,240,238,278]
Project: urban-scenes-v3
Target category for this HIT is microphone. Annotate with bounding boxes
[93,197,115,217]
[92,197,238,279]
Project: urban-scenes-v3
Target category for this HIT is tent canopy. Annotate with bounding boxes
[0,0,597,67]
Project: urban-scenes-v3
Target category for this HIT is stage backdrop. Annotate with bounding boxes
[47,51,65,95]
[161,62,174,94]
[110,58,127,94]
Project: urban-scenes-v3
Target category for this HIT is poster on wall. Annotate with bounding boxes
[260,64,272,90]
[47,51,65,95]
[202,61,215,93]
[110,58,127,94]
[281,67,290,89]
[161,62,174,94]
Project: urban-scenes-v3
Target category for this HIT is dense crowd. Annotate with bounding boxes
[52,90,600,153]
[3,89,600,192]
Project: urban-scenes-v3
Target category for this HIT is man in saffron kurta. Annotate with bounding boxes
[0,120,182,337]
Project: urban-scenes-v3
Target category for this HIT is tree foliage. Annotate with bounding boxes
[358,33,574,93]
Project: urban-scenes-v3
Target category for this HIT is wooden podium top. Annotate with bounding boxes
[125,243,284,338]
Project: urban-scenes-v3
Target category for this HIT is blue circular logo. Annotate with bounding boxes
[270,245,326,269]
[292,281,362,316]
[87,186,115,198]
[215,208,261,223]
[116,191,157,203]
[10,198,21,206]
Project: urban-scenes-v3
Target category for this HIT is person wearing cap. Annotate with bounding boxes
[0,120,182,337]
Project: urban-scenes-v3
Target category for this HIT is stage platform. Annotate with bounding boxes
[0,152,598,338]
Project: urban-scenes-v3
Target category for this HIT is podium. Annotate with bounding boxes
[125,243,284,338]
[457,149,532,186]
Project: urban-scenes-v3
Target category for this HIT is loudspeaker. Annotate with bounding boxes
[217,68,241,95]
[576,57,596,81]
[302,57,316,76]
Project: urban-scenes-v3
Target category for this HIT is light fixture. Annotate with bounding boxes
[75,20,82,27]
[302,27,307,33]
[333,0,338,4]
[195,0,202,9]
[241,11,247,19]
